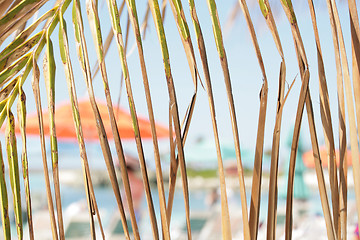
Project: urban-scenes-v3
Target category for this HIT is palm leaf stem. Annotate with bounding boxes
[280,2,335,239]
[125,0,171,238]
[72,1,130,238]
[90,0,160,238]
[5,109,22,239]
[165,0,199,234]
[148,0,192,238]
[307,0,339,237]
[0,143,10,239]
[326,0,360,228]
[17,88,34,240]
[237,1,269,238]
[58,5,105,238]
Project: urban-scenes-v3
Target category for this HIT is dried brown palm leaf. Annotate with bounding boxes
[167,103,176,221]
[0,0,13,17]
[0,142,10,240]
[347,1,360,238]
[237,1,269,238]
[0,32,43,72]
[326,0,360,229]
[0,53,31,88]
[0,5,57,48]
[284,69,309,240]
[72,1,130,238]
[254,2,288,239]
[166,1,200,234]
[206,0,247,238]
[58,4,104,238]
[0,77,18,102]
[348,0,360,144]
[5,109,22,239]
[148,0,192,238]
[324,2,348,239]
[89,0,159,238]
[31,59,59,240]
[7,0,22,13]
[0,0,48,46]
[17,87,34,240]
[280,1,335,239]
[307,0,339,237]
[91,0,126,79]
[43,35,65,239]
[115,13,131,108]
[124,0,171,237]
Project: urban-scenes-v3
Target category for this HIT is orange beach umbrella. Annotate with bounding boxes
[15,99,169,141]
[302,146,353,168]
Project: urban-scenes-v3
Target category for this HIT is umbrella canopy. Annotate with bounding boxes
[302,146,353,168]
[15,99,169,141]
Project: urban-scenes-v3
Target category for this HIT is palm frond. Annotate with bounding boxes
[0,1,359,239]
